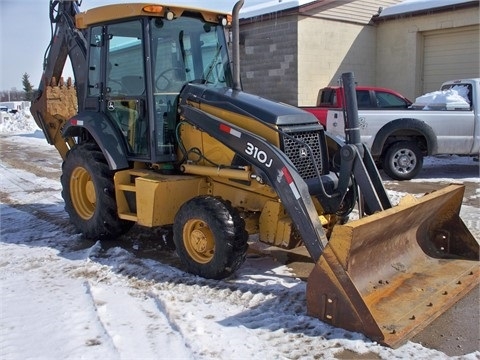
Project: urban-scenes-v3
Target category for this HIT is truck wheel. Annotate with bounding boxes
[173,196,248,279]
[382,141,423,180]
[61,142,134,239]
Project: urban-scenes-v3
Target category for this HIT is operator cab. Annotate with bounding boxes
[84,10,233,164]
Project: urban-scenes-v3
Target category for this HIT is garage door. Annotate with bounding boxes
[423,25,479,93]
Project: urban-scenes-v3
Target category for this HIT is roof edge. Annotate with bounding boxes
[373,0,478,22]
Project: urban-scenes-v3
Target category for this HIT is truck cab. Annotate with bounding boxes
[325,78,480,180]
[302,86,411,127]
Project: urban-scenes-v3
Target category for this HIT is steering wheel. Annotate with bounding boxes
[155,67,183,91]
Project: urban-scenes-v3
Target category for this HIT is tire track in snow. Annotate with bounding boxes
[82,281,121,357]
[84,279,194,359]
[0,195,71,230]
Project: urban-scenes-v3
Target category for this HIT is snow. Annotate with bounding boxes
[1,113,479,359]
[412,85,471,110]
[0,110,38,134]
[238,0,313,19]
[378,0,473,17]
[239,0,475,19]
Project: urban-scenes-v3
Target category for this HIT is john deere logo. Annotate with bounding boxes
[299,148,308,158]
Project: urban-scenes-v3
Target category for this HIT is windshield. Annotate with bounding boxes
[149,15,232,159]
[150,16,232,92]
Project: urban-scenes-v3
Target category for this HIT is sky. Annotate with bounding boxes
[1,110,479,360]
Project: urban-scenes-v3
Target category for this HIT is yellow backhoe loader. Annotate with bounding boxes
[31,0,479,347]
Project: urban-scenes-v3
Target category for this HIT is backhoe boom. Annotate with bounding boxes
[31,0,87,158]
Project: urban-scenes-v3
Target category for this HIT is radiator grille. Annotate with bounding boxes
[281,127,326,180]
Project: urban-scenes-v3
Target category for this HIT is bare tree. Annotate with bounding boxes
[0,88,24,102]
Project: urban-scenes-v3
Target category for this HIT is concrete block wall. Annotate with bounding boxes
[239,15,299,105]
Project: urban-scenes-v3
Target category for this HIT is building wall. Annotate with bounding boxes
[239,0,401,106]
[298,18,376,106]
[375,6,480,100]
[239,14,298,105]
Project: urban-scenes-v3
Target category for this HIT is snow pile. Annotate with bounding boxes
[412,85,471,110]
[0,109,40,134]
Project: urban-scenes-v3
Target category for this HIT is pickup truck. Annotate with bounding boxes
[325,78,480,180]
[301,85,412,127]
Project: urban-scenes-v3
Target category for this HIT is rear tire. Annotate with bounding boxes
[382,141,423,180]
[173,196,248,279]
[61,142,134,239]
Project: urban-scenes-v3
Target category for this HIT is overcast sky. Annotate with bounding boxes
[1,1,55,91]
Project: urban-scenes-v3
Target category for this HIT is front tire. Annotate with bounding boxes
[173,196,248,279]
[382,141,423,180]
[61,142,134,239]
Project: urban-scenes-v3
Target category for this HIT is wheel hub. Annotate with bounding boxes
[85,180,96,204]
[397,154,411,168]
[183,220,215,263]
[70,166,96,220]
[191,229,208,252]
[394,150,415,171]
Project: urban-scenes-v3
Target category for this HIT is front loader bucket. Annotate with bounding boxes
[306,184,479,348]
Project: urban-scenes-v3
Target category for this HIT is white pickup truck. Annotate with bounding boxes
[326,78,480,180]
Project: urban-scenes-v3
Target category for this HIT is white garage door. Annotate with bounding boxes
[423,25,479,93]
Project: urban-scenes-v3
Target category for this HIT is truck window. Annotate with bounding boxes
[440,84,472,107]
[375,91,409,109]
[356,90,371,108]
[317,88,336,106]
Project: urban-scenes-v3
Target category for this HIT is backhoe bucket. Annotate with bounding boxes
[306,184,479,348]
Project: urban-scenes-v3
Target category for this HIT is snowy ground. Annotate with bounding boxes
[0,111,479,359]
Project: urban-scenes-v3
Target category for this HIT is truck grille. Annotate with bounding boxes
[280,125,327,180]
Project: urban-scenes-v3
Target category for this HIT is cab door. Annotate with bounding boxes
[104,20,149,158]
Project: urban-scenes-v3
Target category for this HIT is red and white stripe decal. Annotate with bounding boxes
[282,167,301,200]
[219,123,241,138]
[71,119,84,126]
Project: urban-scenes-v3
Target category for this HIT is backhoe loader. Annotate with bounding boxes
[31,0,479,347]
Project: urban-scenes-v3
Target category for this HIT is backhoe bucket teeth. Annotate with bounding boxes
[306,184,479,348]
[31,78,77,159]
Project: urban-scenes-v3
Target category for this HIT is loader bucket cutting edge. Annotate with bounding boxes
[306,184,479,348]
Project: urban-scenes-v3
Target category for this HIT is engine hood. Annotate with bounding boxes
[180,83,319,127]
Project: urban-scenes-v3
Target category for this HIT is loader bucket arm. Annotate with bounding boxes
[179,104,328,261]
[30,0,87,160]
